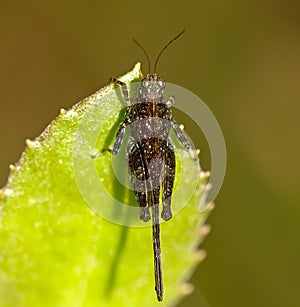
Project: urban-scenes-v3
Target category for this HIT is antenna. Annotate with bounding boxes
[133,38,151,74]
[154,29,186,74]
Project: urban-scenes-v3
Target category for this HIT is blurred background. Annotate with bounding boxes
[1,1,299,306]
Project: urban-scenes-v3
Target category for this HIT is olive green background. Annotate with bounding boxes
[0,1,299,307]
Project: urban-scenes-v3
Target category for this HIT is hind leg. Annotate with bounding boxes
[128,139,152,222]
[161,146,175,221]
[148,186,160,225]
[135,190,150,222]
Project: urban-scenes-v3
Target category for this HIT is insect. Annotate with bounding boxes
[109,30,193,301]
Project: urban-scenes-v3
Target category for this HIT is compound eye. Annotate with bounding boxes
[142,79,150,88]
[158,80,165,88]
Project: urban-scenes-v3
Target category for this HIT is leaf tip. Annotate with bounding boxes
[133,62,142,75]
[118,62,143,84]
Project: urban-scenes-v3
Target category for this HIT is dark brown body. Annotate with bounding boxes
[127,102,175,223]
[110,76,191,301]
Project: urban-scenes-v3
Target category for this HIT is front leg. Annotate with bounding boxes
[111,78,130,106]
[111,123,126,155]
[92,109,131,158]
[161,145,175,221]
[92,117,129,159]
[109,78,132,154]
[172,120,192,151]
[93,121,126,158]
[93,77,132,158]
[166,96,192,152]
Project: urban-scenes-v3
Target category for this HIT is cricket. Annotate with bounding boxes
[106,30,193,301]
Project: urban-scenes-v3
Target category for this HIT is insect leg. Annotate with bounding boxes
[161,144,175,221]
[91,123,125,158]
[127,139,151,222]
[111,123,126,155]
[93,80,131,157]
[172,120,192,151]
[135,192,150,222]
[111,77,130,106]
[91,148,111,159]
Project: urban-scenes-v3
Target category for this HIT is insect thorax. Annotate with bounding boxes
[128,76,173,143]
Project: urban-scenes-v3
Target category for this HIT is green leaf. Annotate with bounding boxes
[0,63,211,307]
